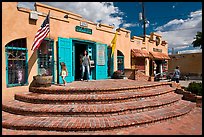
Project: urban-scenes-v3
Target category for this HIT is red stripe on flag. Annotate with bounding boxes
[31,27,50,50]
[31,25,50,51]
[31,12,50,51]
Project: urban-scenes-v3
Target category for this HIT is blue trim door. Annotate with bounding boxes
[95,43,108,80]
[58,37,74,83]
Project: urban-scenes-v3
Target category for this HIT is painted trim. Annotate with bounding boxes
[5,47,27,50]
[117,55,124,71]
[72,38,96,44]
[5,47,28,88]
[37,38,55,83]
[5,50,8,87]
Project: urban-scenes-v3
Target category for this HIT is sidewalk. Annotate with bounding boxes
[159,79,202,88]
[179,80,202,88]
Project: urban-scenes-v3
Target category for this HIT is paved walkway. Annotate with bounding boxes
[2,107,202,135]
[160,80,202,88]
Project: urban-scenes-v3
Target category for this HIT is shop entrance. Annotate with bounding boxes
[74,43,87,80]
[155,60,162,74]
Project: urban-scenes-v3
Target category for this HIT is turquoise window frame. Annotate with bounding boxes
[5,47,28,87]
[117,56,124,71]
[37,38,55,83]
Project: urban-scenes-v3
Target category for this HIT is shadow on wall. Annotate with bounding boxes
[28,50,37,78]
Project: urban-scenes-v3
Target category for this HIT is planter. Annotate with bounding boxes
[33,75,52,87]
[196,96,202,107]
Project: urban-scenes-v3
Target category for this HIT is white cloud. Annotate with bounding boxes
[122,23,139,28]
[40,2,124,29]
[155,9,202,50]
[152,22,158,26]
[17,2,124,29]
[178,49,202,54]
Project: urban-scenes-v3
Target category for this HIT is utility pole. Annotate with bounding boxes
[142,2,146,42]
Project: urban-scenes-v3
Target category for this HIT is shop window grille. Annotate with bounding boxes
[5,38,28,87]
[37,39,54,82]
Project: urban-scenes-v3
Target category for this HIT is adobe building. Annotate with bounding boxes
[168,52,202,79]
[130,33,169,78]
[2,2,170,94]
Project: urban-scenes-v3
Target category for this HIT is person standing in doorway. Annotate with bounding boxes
[81,50,91,82]
[173,66,180,83]
[60,62,68,86]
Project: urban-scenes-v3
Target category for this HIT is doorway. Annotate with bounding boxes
[155,60,162,74]
[74,43,87,80]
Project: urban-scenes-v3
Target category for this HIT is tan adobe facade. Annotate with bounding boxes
[168,53,202,77]
[2,2,169,95]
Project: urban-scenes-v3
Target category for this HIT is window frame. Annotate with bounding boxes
[37,38,55,83]
[5,46,28,87]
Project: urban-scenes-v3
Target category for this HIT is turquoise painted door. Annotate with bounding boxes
[87,44,94,80]
[58,37,74,83]
[95,43,108,80]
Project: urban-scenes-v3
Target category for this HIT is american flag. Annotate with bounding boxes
[31,12,50,51]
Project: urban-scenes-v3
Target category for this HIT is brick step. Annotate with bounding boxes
[2,100,196,132]
[2,93,182,116]
[29,82,172,94]
[15,86,175,104]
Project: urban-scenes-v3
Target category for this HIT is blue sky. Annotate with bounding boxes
[18,2,202,54]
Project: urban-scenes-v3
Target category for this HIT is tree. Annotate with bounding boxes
[192,31,202,49]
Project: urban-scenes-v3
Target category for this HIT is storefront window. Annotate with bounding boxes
[5,38,28,87]
[37,39,54,81]
[117,50,124,72]
[107,47,113,77]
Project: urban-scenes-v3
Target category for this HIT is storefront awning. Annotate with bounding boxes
[149,51,170,60]
[132,49,149,58]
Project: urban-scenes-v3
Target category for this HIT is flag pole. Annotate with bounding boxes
[48,10,51,76]
[46,10,51,75]
[48,10,51,41]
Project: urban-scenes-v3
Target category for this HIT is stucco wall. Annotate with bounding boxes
[2,2,169,94]
[168,53,202,76]
[2,2,133,92]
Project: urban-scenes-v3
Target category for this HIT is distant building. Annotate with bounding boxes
[168,52,202,79]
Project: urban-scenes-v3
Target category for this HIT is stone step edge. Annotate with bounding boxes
[29,83,173,94]
[14,87,175,104]
[2,94,182,116]
[2,101,195,132]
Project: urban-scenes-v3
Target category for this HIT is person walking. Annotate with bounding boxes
[81,50,91,82]
[60,62,68,86]
[173,66,180,83]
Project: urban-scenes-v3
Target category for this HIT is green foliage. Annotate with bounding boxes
[186,82,202,96]
[192,31,202,49]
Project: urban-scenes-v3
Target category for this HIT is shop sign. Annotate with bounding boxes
[97,44,105,65]
[75,26,92,35]
[153,48,162,52]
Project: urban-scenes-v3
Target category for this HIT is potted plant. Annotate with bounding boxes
[33,69,53,87]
